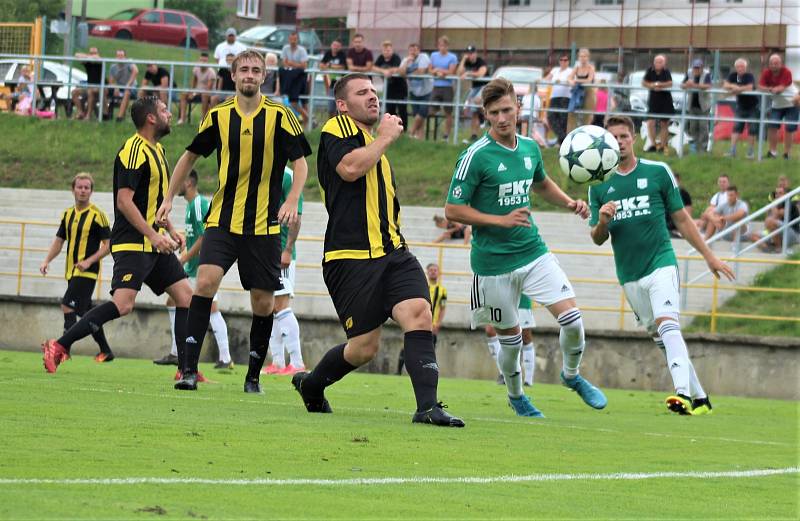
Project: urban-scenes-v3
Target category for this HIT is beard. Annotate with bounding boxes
[155,120,171,139]
[239,83,259,97]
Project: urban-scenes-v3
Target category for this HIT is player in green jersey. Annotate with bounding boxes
[262,167,306,376]
[590,115,734,415]
[155,170,231,374]
[446,78,607,418]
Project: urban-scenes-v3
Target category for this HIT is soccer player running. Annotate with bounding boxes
[291,73,464,427]
[157,50,311,393]
[262,167,306,375]
[445,78,606,418]
[40,173,114,363]
[590,115,734,415]
[42,97,193,372]
[155,170,232,373]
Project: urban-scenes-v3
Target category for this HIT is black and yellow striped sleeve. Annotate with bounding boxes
[56,209,68,240]
[186,107,220,158]
[94,207,111,240]
[320,115,362,170]
[276,105,312,162]
[115,136,148,191]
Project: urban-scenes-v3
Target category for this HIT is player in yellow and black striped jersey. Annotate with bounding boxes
[291,73,463,427]
[39,173,114,361]
[397,263,447,375]
[42,97,194,375]
[158,49,311,392]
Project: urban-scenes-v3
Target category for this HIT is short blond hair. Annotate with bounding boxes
[72,172,94,190]
[231,49,265,73]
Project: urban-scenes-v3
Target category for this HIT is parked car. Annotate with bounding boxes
[88,8,208,49]
[0,59,87,106]
[237,25,322,58]
[491,66,544,99]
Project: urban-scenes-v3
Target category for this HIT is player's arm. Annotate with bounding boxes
[281,216,301,269]
[39,237,65,275]
[532,177,589,219]
[117,188,176,253]
[436,297,447,332]
[590,201,617,246]
[157,150,200,225]
[444,203,531,229]
[672,209,734,281]
[278,157,308,226]
[75,239,109,272]
[336,113,403,182]
[180,235,203,264]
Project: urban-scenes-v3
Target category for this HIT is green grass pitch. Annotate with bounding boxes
[0,350,797,520]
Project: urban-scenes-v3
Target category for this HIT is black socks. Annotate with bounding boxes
[303,343,356,397]
[403,330,439,412]
[184,296,213,373]
[246,314,274,380]
[57,301,120,352]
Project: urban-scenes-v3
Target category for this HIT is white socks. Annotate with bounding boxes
[270,308,304,368]
[497,333,523,398]
[657,320,690,397]
[209,311,230,363]
[655,331,706,399]
[557,308,585,378]
[167,306,178,357]
[486,335,500,359]
[522,342,535,386]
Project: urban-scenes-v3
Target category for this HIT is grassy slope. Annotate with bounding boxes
[1,113,798,211]
[0,351,797,520]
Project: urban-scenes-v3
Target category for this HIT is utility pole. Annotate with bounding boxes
[80,0,87,22]
[64,0,73,56]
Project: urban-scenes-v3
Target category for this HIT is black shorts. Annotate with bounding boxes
[279,68,307,103]
[110,251,187,296]
[323,247,430,338]
[61,276,96,314]
[198,227,282,291]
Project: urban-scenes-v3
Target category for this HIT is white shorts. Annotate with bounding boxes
[274,261,296,297]
[622,265,680,335]
[188,276,218,302]
[518,307,536,329]
[471,252,575,329]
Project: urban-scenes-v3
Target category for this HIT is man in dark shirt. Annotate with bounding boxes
[140,62,177,107]
[320,39,347,117]
[642,54,674,154]
[346,33,373,72]
[71,47,103,120]
[457,45,489,142]
[373,40,408,128]
[723,57,758,159]
[666,173,693,238]
[211,53,236,106]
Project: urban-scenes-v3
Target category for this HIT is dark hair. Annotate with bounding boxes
[200,51,209,58]
[605,115,635,133]
[727,185,738,193]
[426,263,439,270]
[353,33,364,40]
[188,169,199,186]
[481,77,516,109]
[130,96,160,129]
[334,72,371,100]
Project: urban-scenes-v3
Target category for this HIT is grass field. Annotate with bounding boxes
[1,113,797,211]
[0,350,797,520]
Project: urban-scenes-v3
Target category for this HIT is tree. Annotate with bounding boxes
[165,0,231,44]
[0,0,62,23]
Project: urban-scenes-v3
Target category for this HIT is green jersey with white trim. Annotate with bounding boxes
[184,194,210,278]
[588,158,684,285]
[280,167,303,261]
[447,133,549,276]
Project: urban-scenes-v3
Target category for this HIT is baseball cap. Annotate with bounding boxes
[466,45,476,53]
[225,27,237,37]
[691,58,703,68]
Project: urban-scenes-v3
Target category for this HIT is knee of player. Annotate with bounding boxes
[655,316,681,337]
[114,299,135,316]
[347,341,379,365]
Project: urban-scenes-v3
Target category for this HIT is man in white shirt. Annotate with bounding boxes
[280,31,309,124]
[696,174,730,231]
[544,53,573,144]
[214,28,247,66]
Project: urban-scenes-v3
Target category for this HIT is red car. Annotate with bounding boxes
[88,8,208,49]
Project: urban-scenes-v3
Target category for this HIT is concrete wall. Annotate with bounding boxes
[3,295,798,400]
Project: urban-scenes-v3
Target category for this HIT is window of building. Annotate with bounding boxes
[237,0,261,19]
[595,0,623,5]
[506,0,531,5]
[422,0,442,7]
[275,3,297,24]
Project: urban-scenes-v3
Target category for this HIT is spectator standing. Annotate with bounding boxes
[703,186,749,241]
[261,52,280,99]
[723,58,758,159]
[211,53,236,106]
[665,173,693,238]
[428,35,458,141]
[346,33,373,72]
[544,53,573,144]
[399,42,433,140]
[71,47,102,120]
[374,40,408,128]
[759,53,798,159]
[319,39,347,117]
[519,88,548,146]
[591,79,613,127]
[642,54,675,154]
[105,49,138,122]
[280,31,309,124]
[214,28,247,66]
[681,58,713,154]
[457,44,489,143]
[140,63,177,108]
[567,48,596,130]
[178,52,216,125]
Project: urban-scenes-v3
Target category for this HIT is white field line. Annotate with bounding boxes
[0,468,797,487]
[2,379,795,448]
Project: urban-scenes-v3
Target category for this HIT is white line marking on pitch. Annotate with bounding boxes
[0,468,797,487]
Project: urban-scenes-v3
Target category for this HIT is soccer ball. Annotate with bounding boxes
[558,125,620,184]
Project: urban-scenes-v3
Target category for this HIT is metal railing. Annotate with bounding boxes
[2,217,797,334]
[2,53,796,161]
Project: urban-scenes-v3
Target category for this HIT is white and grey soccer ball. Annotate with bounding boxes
[558,125,620,184]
